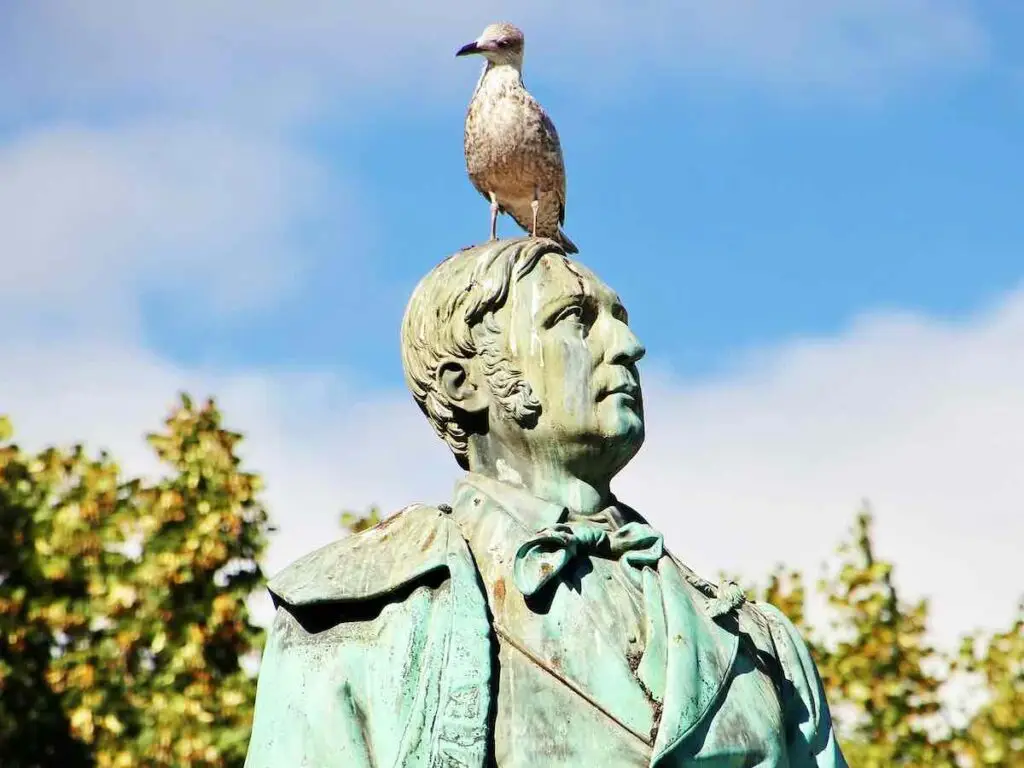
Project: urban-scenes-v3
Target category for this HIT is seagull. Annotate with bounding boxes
[457,22,578,254]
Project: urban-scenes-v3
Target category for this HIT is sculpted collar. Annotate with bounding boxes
[454,473,663,597]
[455,472,629,533]
[454,472,746,620]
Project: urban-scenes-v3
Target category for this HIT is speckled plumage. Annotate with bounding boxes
[459,23,577,253]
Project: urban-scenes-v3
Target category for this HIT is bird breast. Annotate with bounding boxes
[464,73,561,198]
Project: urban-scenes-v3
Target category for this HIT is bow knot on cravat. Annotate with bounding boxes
[512,516,664,597]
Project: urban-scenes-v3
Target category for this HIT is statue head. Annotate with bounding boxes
[401,238,646,488]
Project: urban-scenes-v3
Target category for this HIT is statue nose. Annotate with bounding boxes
[608,325,646,365]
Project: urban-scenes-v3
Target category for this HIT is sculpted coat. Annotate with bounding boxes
[245,239,848,767]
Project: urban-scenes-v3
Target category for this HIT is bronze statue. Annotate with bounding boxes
[246,238,847,767]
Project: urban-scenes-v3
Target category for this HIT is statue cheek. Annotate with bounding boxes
[555,335,594,422]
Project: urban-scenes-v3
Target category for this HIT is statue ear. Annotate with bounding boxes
[437,358,489,414]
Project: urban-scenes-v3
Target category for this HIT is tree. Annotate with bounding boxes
[748,508,1024,767]
[125,395,269,766]
[952,602,1024,766]
[339,505,381,534]
[0,415,121,766]
[0,396,270,767]
[813,508,958,766]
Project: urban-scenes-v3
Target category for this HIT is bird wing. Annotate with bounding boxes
[539,109,567,226]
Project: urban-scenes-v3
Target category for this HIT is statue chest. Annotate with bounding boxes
[491,631,790,767]
[481,556,791,767]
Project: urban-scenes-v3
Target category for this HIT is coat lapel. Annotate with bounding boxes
[428,524,494,767]
[651,557,740,766]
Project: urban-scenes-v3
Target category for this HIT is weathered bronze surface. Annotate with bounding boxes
[245,237,848,766]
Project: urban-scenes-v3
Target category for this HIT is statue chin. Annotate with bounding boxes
[609,432,645,476]
[602,404,646,460]
[573,423,645,483]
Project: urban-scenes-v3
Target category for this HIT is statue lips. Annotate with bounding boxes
[597,381,640,406]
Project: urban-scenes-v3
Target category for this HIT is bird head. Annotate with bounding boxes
[456,22,525,70]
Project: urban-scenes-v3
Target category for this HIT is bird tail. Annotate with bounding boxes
[556,229,578,254]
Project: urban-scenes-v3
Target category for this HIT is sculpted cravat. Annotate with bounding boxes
[512,510,671,701]
[512,508,748,706]
[512,513,664,596]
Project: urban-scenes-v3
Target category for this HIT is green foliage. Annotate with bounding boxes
[0,434,117,765]
[339,505,381,534]
[952,603,1024,766]
[815,509,957,766]
[0,395,270,767]
[751,508,1023,767]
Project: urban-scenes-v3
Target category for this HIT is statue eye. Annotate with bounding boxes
[554,305,584,324]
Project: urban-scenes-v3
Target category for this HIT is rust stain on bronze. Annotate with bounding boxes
[649,700,663,743]
[375,514,403,531]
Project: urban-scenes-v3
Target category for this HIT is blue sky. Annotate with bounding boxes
[112,0,1024,386]
[0,1,1022,644]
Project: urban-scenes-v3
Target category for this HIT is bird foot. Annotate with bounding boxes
[489,192,500,241]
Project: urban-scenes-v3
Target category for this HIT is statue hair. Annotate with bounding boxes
[400,238,565,468]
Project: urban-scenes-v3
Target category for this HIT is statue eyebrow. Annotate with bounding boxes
[537,293,587,324]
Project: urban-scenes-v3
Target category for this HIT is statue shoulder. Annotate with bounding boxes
[747,600,842,758]
[751,601,821,681]
[268,503,461,608]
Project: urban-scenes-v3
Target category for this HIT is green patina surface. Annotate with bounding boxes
[245,238,849,767]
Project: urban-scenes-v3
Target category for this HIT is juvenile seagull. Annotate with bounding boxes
[457,22,577,253]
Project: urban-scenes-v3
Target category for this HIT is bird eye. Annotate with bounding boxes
[496,38,511,48]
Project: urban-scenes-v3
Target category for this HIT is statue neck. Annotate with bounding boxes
[466,437,612,516]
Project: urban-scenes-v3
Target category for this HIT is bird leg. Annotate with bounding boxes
[489,192,499,241]
[531,186,539,237]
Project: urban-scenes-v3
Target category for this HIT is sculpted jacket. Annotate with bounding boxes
[245,475,848,767]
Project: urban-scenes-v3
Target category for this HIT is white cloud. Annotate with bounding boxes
[2,285,1021,645]
[622,287,1024,644]
[0,0,989,122]
[0,120,351,331]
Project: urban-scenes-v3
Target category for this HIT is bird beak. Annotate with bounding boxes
[456,41,481,57]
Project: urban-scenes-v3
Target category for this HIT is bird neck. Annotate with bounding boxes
[476,60,523,95]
